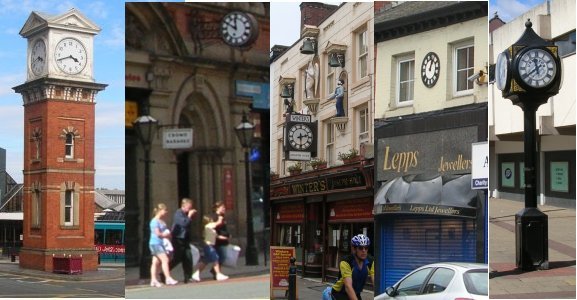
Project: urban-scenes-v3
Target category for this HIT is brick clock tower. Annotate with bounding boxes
[13,9,106,272]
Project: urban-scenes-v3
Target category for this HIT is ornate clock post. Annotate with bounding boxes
[495,20,562,271]
[13,9,106,272]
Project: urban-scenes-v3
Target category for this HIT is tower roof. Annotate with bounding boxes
[19,8,101,38]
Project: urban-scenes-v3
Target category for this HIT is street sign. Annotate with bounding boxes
[471,141,488,189]
[288,151,311,161]
[162,128,193,149]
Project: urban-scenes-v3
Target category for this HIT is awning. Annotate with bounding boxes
[374,174,479,217]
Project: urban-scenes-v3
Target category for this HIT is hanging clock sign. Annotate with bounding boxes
[220,11,259,47]
[284,113,317,161]
[421,52,440,88]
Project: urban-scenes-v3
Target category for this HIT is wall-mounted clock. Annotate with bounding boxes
[421,52,440,88]
[54,37,87,75]
[515,48,557,89]
[220,11,258,47]
[31,39,46,76]
[287,123,313,150]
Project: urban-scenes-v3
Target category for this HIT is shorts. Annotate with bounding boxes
[149,244,167,256]
[202,244,219,263]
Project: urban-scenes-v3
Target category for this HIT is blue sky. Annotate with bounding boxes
[489,0,546,22]
[0,0,125,189]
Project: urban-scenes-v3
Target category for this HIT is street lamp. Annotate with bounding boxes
[234,112,259,266]
[134,113,158,278]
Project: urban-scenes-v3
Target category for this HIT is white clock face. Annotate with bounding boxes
[31,39,46,76]
[496,51,509,91]
[288,124,313,150]
[221,12,256,47]
[517,48,556,88]
[54,38,87,75]
[421,52,440,88]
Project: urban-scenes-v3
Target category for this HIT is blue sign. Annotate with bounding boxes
[235,80,270,110]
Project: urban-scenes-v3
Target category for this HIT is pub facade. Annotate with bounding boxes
[270,2,375,284]
[373,1,488,294]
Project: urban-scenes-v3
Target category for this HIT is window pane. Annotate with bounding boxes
[400,61,409,81]
[555,31,576,57]
[423,268,455,294]
[360,56,367,78]
[65,191,72,206]
[65,209,71,222]
[468,47,474,66]
[457,48,467,69]
[66,133,73,144]
[457,70,468,91]
[400,82,408,102]
[397,268,432,296]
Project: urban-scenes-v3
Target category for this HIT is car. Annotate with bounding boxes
[375,262,488,300]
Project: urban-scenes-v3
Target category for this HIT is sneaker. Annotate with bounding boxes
[192,271,201,282]
[166,278,179,285]
[150,280,162,288]
[216,273,229,281]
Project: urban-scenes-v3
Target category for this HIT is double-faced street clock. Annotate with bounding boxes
[284,113,317,161]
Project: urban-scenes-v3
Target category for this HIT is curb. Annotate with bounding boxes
[126,269,270,287]
[0,266,125,282]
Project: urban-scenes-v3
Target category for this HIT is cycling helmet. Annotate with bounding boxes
[351,234,370,247]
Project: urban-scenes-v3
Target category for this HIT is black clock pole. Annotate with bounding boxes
[498,20,562,271]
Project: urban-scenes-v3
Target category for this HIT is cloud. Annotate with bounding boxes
[86,1,108,19]
[0,73,25,96]
[100,22,124,48]
[490,0,536,22]
[95,102,124,129]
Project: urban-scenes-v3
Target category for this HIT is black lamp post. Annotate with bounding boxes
[134,113,158,278]
[495,20,562,271]
[234,112,259,265]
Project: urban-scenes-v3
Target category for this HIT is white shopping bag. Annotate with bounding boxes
[222,244,241,268]
[190,243,200,266]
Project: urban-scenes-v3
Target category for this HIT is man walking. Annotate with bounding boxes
[168,198,197,283]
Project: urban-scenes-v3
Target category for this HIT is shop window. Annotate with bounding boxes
[497,153,525,194]
[453,40,474,96]
[305,203,322,266]
[278,224,303,264]
[326,222,373,271]
[554,30,576,58]
[396,54,415,106]
[95,229,105,244]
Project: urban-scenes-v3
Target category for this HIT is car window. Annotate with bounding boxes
[422,267,455,294]
[463,269,488,296]
[396,268,433,296]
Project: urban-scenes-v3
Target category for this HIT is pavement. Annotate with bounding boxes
[489,197,576,299]
[0,257,125,281]
[126,253,270,287]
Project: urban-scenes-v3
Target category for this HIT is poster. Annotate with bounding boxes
[501,162,515,188]
[270,246,296,298]
[550,161,569,192]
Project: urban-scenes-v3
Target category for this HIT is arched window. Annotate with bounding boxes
[65,133,74,158]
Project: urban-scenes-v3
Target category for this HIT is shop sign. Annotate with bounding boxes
[329,198,373,221]
[288,151,311,161]
[235,80,270,110]
[270,246,296,296]
[377,126,477,181]
[471,142,488,189]
[328,173,366,190]
[271,172,367,198]
[162,128,193,149]
[375,203,476,218]
[276,203,304,222]
[223,167,234,211]
[95,245,125,254]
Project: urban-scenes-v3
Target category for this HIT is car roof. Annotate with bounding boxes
[420,262,488,270]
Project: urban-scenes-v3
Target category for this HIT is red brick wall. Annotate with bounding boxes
[21,96,96,270]
[300,2,338,29]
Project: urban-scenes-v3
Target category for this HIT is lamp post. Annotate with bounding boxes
[134,113,158,278]
[495,20,562,271]
[235,112,259,265]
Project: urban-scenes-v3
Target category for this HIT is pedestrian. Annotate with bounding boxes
[211,201,231,277]
[191,215,229,282]
[327,234,374,300]
[168,198,197,284]
[149,203,178,287]
[327,79,345,117]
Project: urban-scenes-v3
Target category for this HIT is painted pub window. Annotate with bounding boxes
[550,161,569,193]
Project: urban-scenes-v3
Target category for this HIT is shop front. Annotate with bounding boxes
[271,161,374,282]
[373,103,488,294]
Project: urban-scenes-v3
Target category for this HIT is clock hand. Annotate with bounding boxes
[57,55,74,62]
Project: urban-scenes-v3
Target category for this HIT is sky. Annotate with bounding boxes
[0,0,125,190]
[489,0,546,22]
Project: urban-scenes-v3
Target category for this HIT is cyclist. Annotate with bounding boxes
[324,234,374,300]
